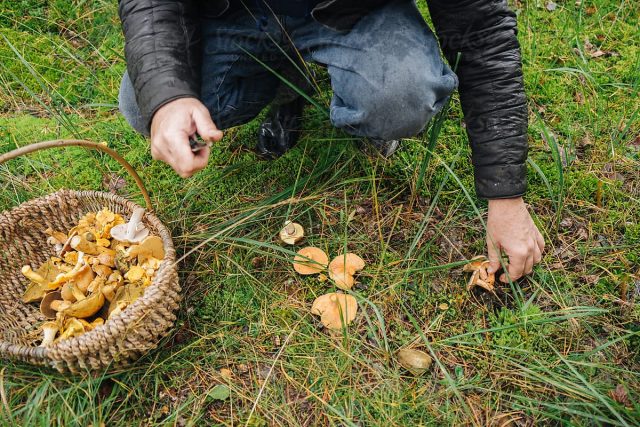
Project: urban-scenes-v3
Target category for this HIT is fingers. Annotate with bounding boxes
[193,106,224,142]
[486,236,502,275]
[500,248,527,283]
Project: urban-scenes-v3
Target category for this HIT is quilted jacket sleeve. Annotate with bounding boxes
[426,0,528,199]
[118,0,202,132]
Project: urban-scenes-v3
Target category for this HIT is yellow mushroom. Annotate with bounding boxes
[126,235,165,263]
[310,293,358,330]
[21,266,49,303]
[64,288,105,319]
[57,318,85,341]
[70,235,116,257]
[293,247,329,275]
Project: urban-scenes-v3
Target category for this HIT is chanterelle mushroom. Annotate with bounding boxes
[127,235,165,263]
[279,221,304,245]
[310,292,358,330]
[293,247,329,275]
[328,253,365,290]
[463,255,495,292]
[110,208,149,244]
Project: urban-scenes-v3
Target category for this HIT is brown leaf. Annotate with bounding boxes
[609,384,630,406]
[102,173,126,194]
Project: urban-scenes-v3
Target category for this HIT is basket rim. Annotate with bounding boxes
[0,188,178,364]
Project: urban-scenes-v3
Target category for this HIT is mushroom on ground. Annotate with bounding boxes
[463,255,495,292]
[293,247,329,275]
[110,207,149,244]
[396,349,433,375]
[39,321,60,347]
[279,221,304,245]
[328,253,365,290]
[310,292,358,330]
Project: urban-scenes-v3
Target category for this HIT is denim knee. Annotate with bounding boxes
[346,71,458,141]
[118,71,149,136]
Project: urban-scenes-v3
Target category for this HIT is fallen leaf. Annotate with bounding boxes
[610,384,630,406]
[207,384,230,401]
[102,173,126,194]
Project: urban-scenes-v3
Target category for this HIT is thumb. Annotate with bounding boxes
[192,107,223,142]
[486,235,502,274]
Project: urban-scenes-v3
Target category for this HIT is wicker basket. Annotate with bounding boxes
[0,140,180,373]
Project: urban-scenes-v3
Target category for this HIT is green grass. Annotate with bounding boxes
[1,0,639,425]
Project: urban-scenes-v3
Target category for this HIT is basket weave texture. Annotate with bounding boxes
[0,189,180,373]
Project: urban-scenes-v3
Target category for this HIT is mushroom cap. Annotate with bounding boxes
[127,235,165,261]
[329,253,365,275]
[328,266,356,290]
[40,291,64,319]
[22,282,48,304]
[279,221,304,245]
[310,293,358,330]
[293,247,329,275]
[110,223,149,244]
[64,289,105,318]
[328,254,365,290]
[463,255,487,272]
[396,349,433,375]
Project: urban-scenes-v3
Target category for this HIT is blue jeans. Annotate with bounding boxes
[119,0,457,141]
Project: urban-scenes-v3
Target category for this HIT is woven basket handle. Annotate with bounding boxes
[0,139,153,211]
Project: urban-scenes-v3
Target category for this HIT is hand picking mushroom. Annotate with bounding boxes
[310,292,359,330]
[279,221,304,245]
[328,253,365,290]
[463,255,495,292]
[110,207,149,245]
[293,247,329,275]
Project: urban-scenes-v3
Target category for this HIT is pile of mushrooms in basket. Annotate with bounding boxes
[21,207,164,346]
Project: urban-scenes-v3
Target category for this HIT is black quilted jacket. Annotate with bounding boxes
[118,0,529,199]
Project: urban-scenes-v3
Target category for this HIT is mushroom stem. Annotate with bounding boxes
[21,266,47,285]
[126,208,145,241]
[40,322,59,347]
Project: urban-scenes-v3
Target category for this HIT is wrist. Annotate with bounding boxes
[488,196,524,208]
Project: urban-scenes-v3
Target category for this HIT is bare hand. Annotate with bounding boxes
[150,97,223,178]
[486,197,544,282]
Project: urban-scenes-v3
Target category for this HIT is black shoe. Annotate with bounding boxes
[256,96,306,160]
[359,138,401,159]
